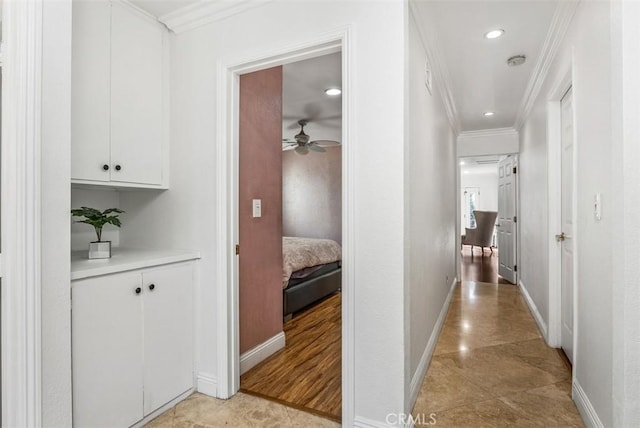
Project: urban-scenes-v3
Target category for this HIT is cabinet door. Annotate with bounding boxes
[142,264,194,415]
[110,2,164,186]
[72,272,144,427]
[71,0,111,182]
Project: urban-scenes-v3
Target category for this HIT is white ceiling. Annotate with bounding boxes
[131,0,557,134]
[460,155,501,175]
[412,0,558,132]
[282,52,342,143]
[129,0,199,18]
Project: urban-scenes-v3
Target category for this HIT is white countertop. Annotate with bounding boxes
[71,248,200,280]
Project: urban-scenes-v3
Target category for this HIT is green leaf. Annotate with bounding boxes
[70,206,124,237]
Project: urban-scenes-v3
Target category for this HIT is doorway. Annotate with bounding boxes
[459,155,515,284]
[214,33,353,423]
[236,53,343,421]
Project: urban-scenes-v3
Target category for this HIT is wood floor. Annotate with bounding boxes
[240,292,341,422]
[460,246,512,284]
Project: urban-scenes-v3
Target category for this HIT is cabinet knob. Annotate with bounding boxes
[115,164,122,171]
[148,284,155,291]
[102,164,109,171]
[135,287,142,295]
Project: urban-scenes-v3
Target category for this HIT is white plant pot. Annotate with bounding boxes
[88,241,111,259]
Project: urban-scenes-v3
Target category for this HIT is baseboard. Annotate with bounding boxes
[196,372,218,397]
[518,280,549,340]
[239,331,286,375]
[573,380,604,428]
[353,416,391,428]
[408,277,458,409]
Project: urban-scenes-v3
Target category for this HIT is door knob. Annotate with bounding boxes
[148,284,155,291]
[555,232,566,242]
[115,164,122,171]
[135,287,142,295]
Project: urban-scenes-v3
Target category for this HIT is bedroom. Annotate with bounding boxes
[237,52,343,422]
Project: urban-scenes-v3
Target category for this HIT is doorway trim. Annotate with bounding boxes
[1,0,44,426]
[214,28,354,423]
[546,63,575,361]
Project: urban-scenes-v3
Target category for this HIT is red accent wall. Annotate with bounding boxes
[239,66,283,353]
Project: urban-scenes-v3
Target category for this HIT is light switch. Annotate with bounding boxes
[252,199,262,218]
[594,193,602,221]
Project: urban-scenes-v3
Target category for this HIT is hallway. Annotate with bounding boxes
[412,261,584,425]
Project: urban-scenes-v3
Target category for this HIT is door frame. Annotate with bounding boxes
[1,0,45,426]
[547,64,577,369]
[214,28,354,423]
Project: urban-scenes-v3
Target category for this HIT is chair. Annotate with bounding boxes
[462,210,498,254]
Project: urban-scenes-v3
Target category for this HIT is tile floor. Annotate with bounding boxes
[412,281,585,427]
[147,280,584,427]
[145,391,339,428]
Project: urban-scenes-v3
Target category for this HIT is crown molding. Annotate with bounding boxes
[458,127,518,140]
[409,1,461,136]
[513,0,580,131]
[159,0,274,34]
[113,0,159,24]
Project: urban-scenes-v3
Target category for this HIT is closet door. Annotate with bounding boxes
[72,272,144,427]
[71,0,111,182]
[110,1,164,185]
[142,264,194,415]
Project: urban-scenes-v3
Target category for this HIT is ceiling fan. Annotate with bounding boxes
[282,119,340,155]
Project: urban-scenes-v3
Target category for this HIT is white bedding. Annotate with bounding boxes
[282,237,342,286]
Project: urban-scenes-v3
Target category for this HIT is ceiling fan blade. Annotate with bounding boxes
[282,145,296,151]
[295,146,309,155]
[310,140,340,147]
[308,144,326,153]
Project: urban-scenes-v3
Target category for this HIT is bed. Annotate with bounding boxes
[282,236,342,320]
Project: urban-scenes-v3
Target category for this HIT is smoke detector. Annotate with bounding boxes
[507,55,526,67]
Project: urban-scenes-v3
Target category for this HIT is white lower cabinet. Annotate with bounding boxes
[72,263,193,427]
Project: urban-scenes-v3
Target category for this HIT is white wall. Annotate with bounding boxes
[457,128,519,157]
[460,168,498,230]
[610,1,640,425]
[519,2,614,425]
[121,1,408,424]
[406,11,457,409]
[71,188,122,251]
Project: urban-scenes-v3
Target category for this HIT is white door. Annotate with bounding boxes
[559,87,575,363]
[72,272,144,428]
[142,264,194,415]
[498,155,517,283]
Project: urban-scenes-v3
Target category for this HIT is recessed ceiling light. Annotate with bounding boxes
[484,29,504,39]
[483,111,495,117]
[325,88,342,96]
[459,160,465,165]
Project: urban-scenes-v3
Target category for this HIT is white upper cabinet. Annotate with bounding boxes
[71,0,111,183]
[72,0,169,189]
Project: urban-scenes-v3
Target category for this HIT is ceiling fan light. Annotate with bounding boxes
[325,87,342,96]
[483,111,495,117]
[295,146,309,155]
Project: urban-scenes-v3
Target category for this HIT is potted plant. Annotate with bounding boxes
[71,206,125,259]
